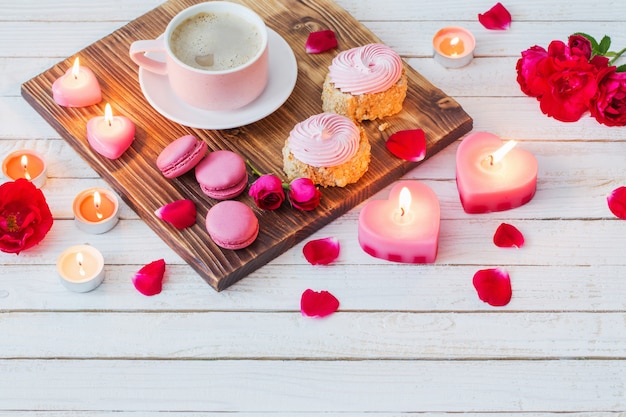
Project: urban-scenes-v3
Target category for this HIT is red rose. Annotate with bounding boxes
[567,34,592,60]
[0,179,53,254]
[248,174,285,210]
[288,178,321,211]
[538,57,600,122]
[516,45,549,97]
[590,66,626,126]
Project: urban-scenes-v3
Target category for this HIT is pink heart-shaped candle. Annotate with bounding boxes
[52,58,102,108]
[87,103,135,160]
[358,181,440,263]
[456,132,537,214]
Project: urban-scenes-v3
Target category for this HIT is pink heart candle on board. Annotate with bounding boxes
[456,131,537,214]
[358,181,440,264]
[52,57,102,107]
[87,103,135,159]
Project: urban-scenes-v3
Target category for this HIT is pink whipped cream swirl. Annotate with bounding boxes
[288,113,360,167]
[328,43,403,95]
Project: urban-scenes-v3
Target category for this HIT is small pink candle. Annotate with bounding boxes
[2,149,47,188]
[358,181,440,263]
[52,57,102,107]
[456,131,538,213]
[87,103,135,159]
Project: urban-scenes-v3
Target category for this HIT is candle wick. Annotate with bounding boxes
[107,119,112,127]
[487,155,495,166]
[22,163,31,180]
[78,261,86,277]
[400,207,405,217]
[94,203,104,220]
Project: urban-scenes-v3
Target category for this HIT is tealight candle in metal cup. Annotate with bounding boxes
[73,187,120,234]
[432,26,476,68]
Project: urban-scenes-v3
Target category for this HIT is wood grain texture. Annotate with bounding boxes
[20,0,472,291]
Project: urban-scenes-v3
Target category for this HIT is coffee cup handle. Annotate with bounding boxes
[129,39,168,75]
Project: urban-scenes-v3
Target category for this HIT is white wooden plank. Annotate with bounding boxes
[1,359,625,411]
[1,263,625,312]
[0,22,132,57]
[4,0,626,23]
[0,414,621,417]
[2,311,626,359]
[335,0,626,22]
[2,0,162,21]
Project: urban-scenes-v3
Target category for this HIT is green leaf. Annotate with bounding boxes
[615,64,626,73]
[598,35,612,55]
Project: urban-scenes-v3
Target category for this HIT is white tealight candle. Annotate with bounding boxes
[72,188,120,234]
[1,149,47,188]
[432,26,476,68]
[56,244,105,293]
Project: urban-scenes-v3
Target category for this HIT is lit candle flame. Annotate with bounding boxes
[398,186,412,217]
[20,155,31,180]
[76,252,86,277]
[71,57,80,79]
[93,191,103,220]
[488,140,517,166]
[104,103,113,127]
[450,37,460,47]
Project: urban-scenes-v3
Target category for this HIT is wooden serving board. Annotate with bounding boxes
[21,0,472,291]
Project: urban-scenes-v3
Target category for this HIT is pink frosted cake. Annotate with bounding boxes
[322,43,407,121]
[282,113,370,187]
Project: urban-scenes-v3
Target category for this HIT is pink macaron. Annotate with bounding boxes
[195,150,248,200]
[157,135,208,178]
[206,200,259,250]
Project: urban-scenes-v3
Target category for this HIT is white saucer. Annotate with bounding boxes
[138,29,298,129]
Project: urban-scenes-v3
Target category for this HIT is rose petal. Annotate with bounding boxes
[155,199,196,229]
[607,186,626,219]
[472,268,512,307]
[493,223,524,248]
[132,259,166,296]
[305,30,338,54]
[303,237,340,265]
[386,129,426,162]
[300,289,340,317]
[478,2,512,30]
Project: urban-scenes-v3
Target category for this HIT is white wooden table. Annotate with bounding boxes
[2,0,626,414]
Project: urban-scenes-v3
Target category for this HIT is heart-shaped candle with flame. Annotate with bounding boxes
[87,103,135,159]
[358,181,440,263]
[456,131,537,213]
[52,57,102,107]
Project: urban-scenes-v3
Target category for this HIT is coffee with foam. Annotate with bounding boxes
[170,11,262,71]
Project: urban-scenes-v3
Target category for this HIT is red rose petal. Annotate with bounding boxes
[493,223,524,248]
[300,289,340,317]
[386,129,426,162]
[132,259,166,296]
[155,199,196,229]
[305,30,338,54]
[303,237,340,265]
[478,2,512,30]
[472,268,512,307]
[607,186,626,219]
